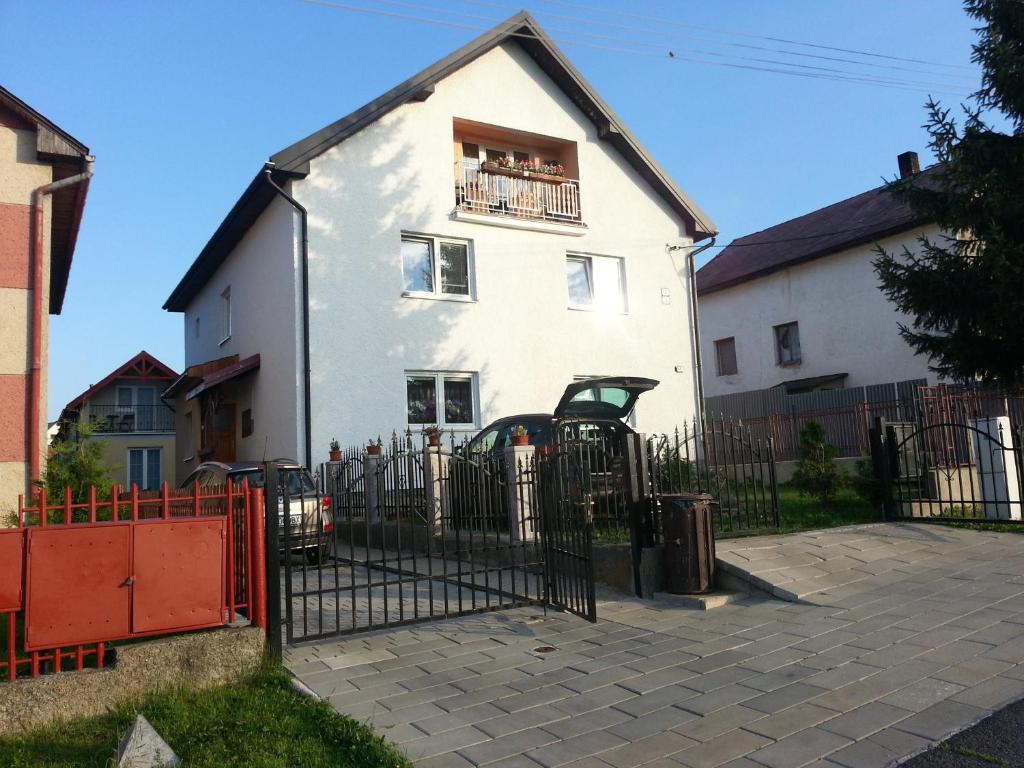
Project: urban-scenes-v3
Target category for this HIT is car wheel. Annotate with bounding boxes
[306,543,331,565]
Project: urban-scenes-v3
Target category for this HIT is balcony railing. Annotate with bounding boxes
[85,405,175,433]
[456,168,582,224]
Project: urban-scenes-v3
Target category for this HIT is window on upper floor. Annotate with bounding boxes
[566,253,626,313]
[774,322,801,366]
[220,287,232,344]
[406,371,477,427]
[401,234,473,300]
[715,337,738,376]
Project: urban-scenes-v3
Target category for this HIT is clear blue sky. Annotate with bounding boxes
[0,1,983,419]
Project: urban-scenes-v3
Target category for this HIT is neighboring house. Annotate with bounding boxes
[0,85,93,504]
[697,152,939,399]
[58,352,178,491]
[162,12,716,480]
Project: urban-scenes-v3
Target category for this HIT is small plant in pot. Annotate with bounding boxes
[423,425,443,447]
[329,438,342,462]
[511,424,529,447]
[366,437,383,456]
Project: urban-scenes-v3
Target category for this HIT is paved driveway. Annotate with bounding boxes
[286,524,1024,767]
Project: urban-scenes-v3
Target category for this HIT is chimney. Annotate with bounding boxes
[897,151,920,179]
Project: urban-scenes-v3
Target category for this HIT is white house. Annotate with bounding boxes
[162,12,716,479]
[697,152,940,400]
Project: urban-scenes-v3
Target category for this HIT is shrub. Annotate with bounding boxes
[40,422,113,504]
[791,421,845,503]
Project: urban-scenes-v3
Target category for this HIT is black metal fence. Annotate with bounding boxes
[644,420,780,542]
[874,416,1024,524]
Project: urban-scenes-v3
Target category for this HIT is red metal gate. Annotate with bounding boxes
[2,480,263,680]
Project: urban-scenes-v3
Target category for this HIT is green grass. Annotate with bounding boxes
[777,484,880,533]
[0,665,412,768]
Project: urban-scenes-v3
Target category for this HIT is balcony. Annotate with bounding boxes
[456,165,581,225]
[85,405,175,433]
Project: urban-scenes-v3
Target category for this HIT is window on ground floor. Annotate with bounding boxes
[128,447,162,491]
[406,371,478,427]
[715,337,738,376]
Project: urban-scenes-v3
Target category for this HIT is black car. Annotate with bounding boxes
[449,377,659,531]
[464,377,659,458]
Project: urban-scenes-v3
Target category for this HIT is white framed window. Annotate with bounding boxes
[715,337,738,376]
[401,234,473,300]
[128,447,162,491]
[566,253,626,313]
[774,322,801,366]
[405,371,478,427]
[220,287,232,344]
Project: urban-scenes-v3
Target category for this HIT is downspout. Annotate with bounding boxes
[29,158,94,487]
[263,166,312,470]
[673,237,716,433]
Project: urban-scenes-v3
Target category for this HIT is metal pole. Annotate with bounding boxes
[264,462,282,661]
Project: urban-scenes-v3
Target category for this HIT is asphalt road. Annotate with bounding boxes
[903,697,1024,767]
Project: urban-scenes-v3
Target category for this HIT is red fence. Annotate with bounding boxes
[1,481,266,681]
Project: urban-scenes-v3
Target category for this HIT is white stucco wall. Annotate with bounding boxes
[699,225,942,398]
[294,42,702,458]
[182,195,303,463]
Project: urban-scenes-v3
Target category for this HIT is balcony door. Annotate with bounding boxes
[116,385,155,431]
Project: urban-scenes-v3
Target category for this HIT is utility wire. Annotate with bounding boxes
[538,0,977,72]
[457,0,978,82]
[354,0,974,92]
[299,0,974,96]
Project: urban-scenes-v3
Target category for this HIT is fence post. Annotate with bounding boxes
[363,451,382,523]
[869,417,896,521]
[423,444,450,533]
[504,445,537,542]
[263,464,282,661]
[624,432,648,598]
[249,487,267,631]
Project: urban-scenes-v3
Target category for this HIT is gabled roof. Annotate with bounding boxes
[64,351,179,411]
[164,11,715,312]
[0,85,93,313]
[696,167,940,297]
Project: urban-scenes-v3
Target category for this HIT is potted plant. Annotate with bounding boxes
[511,425,529,447]
[423,425,443,447]
[366,437,382,456]
[329,438,342,462]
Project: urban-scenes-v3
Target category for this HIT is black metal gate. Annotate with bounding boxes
[642,420,780,542]
[271,432,599,646]
[872,416,1024,523]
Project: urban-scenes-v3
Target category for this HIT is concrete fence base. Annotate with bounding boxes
[0,626,265,736]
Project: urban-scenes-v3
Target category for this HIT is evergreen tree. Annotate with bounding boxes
[873,0,1024,385]
[792,421,845,503]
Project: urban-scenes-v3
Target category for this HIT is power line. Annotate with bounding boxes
[457,0,978,83]
[299,0,973,96]
[355,0,974,92]
[538,0,977,72]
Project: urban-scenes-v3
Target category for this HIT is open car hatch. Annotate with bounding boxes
[553,376,659,420]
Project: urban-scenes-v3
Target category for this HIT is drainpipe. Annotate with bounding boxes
[688,238,715,433]
[263,166,312,470]
[29,158,94,487]
[669,237,716,434]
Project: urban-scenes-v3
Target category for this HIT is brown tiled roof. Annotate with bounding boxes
[696,169,939,296]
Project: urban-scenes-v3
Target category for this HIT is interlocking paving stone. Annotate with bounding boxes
[745,726,852,768]
[288,524,1024,767]
[818,701,913,740]
[672,728,772,768]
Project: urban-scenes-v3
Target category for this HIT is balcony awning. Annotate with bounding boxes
[185,354,261,401]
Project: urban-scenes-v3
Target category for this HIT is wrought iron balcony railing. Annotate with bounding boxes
[85,405,175,433]
[456,167,582,224]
